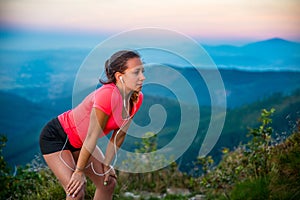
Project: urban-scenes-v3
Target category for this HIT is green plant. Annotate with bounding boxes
[268,126,300,200]
[245,108,275,177]
[0,135,47,199]
[198,108,278,197]
[229,176,270,200]
[0,135,11,198]
[119,132,170,192]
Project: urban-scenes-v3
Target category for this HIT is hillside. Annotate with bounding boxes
[0,91,55,165]
[179,89,300,172]
[173,67,300,107]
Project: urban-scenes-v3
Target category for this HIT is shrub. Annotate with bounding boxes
[268,126,300,199]
[199,109,300,199]
[229,177,270,200]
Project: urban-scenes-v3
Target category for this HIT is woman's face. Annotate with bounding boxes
[121,57,145,92]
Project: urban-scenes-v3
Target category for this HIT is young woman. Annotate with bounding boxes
[39,50,145,199]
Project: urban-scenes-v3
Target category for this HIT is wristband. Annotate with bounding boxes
[75,166,84,171]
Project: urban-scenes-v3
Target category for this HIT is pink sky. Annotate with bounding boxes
[0,0,299,45]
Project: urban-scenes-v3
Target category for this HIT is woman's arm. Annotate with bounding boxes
[103,119,132,183]
[77,108,109,169]
[67,108,108,197]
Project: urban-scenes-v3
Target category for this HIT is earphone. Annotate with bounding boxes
[120,76,124,83]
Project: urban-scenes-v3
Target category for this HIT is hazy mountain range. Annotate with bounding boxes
[203,38,300,71]
[0,38,299,103]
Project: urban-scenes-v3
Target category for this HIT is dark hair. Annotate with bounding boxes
[100,50,140,84]
[100,50,141,102]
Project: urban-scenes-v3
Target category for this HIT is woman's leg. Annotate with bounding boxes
[43,150,85,200]
[84,146,117,200]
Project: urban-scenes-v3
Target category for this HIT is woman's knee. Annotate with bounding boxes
[96,177,117,192]
[66,187,85,200]
[107,177,117,191]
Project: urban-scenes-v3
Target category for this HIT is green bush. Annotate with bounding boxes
[268,129,300,199]
[200,109,300,199]
[229,177,270,200]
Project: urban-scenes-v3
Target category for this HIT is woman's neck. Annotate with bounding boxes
[116,82,132,101]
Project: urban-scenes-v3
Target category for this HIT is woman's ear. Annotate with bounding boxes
[115,72,123,82]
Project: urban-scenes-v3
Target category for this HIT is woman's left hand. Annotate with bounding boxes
[67,170,87,197]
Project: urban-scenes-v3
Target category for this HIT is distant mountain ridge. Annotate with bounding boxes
[203,38,300,71]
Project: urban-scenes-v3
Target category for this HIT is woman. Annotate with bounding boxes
[39,50,145,199]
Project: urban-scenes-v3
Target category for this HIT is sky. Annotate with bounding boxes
[0,0,299,49]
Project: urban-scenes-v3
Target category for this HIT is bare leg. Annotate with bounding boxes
[43,150,85,200]
[85,146,117,200]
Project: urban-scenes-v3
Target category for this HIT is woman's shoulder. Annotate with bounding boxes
[99,83,116,90]
[94,83,120,104]
[95,83,117,93]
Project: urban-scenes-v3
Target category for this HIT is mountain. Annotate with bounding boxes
[143,65,300,107]
[0,91,57,166]
[0,48,89,102]
[203,38,300,71]
[0,37,299,99]
[179,89,300,172]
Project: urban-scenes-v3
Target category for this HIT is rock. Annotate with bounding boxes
[189,194,206,200]
[166,187,191,196]
[123,192,140,199]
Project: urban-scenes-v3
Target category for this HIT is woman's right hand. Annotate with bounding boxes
[103,164,117,186]
[67,170,87,198]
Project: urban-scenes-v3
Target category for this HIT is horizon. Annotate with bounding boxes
[0,28,299,51]
[0,27,299,73]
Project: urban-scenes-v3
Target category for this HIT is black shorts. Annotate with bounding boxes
[39,118,81,155]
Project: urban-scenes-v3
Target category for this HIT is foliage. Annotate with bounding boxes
[0,135,64,199]
[245,108,275,178]
[199,109,300,199]
[0,135,97,199]
[0,132,195,199]
[229,177,270,200]
[268,124,300,199]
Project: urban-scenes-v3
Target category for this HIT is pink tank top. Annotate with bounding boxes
[58,83,143,148]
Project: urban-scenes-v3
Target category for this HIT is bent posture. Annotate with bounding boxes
[39,50,145,199]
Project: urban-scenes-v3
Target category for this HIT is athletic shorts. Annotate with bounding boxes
[39,118,81,155]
